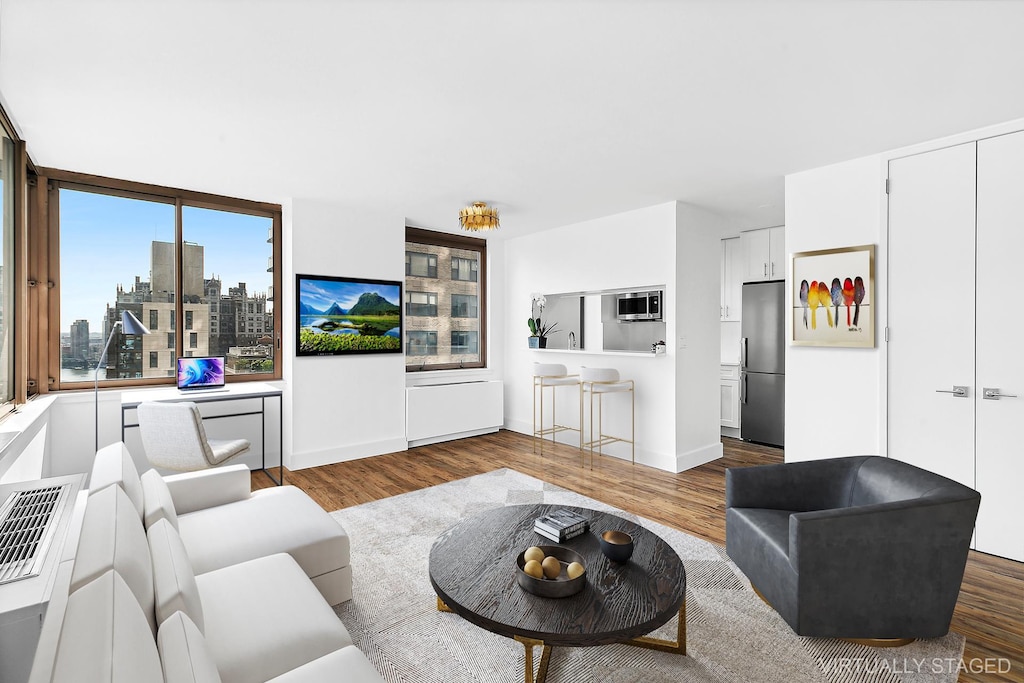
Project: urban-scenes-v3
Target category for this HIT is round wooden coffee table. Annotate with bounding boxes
[429,504,686,683]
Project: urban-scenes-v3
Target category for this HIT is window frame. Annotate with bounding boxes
[405,227,487,372]
[36,167,283,391]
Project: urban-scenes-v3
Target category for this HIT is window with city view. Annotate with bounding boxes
[58,186,278,386]
[405,227,486,370]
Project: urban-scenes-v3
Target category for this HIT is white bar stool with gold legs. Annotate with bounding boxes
[532,363,580,454]
[579,366,635,466]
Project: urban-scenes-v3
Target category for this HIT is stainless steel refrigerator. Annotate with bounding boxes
[740,281,785,447]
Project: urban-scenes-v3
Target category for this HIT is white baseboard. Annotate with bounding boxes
[286,436,408,471]
[408,427,499,449]
[675,442,722,473]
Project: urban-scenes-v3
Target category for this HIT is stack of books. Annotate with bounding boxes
[534,509,589,542]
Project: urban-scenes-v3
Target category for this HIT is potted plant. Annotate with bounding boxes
[529,294,559,348]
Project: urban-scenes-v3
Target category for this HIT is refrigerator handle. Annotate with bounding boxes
[740,338,748,369]
[741,372,747,404]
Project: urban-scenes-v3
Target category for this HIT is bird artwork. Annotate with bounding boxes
[842,277,855,327]
[819,281,833,328]
[830,278,843,328]
[807,280,820,330]
[799,280,810,328]
[853,276,866,327]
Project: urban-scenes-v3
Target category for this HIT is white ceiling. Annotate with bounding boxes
[2,0,1024,239]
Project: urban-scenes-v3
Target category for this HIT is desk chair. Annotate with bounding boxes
[137,401,250,471]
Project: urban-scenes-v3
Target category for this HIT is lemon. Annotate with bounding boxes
[541,556,562,579]
[566,561,585,579]
[523,546,545,564]
[523,559,544,579]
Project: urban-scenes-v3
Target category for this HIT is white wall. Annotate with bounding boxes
[784,154,887,462]
[503,201,724,473]
[675,203,729,470]
[284,199,408,469]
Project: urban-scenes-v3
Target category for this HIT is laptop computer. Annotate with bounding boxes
[176,356,227,392]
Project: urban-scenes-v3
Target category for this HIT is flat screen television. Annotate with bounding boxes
[177,356,226,390]
[296,274,403,356]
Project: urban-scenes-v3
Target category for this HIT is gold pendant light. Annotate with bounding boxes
[459,202,500,232]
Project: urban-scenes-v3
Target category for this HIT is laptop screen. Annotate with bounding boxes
[176,357,226,390]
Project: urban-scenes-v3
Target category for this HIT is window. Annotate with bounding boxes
[451,294,478,318]
[451,257,478,282]
[405,228,486,371]
[406,331,437,356]
[0,131,13,406]
[451,331,478,355]
[405,291,437,317]
[149,351,158,368]
[52,174,281,388]
[405,251,437,278]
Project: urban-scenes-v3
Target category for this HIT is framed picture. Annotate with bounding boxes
[296,274,403,356]
[791,244,875,348]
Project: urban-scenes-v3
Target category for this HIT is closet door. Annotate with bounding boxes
[887,143,977,488]
[976,131,1024,561]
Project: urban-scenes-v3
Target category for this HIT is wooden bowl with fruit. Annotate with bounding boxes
[515,545,587,598]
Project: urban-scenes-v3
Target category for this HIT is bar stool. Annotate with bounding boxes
[579,366,635,466]
[532,363,580,454]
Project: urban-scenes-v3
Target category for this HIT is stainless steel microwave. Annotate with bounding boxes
[616,290,663,321]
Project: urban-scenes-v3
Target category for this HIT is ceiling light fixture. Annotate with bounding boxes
[459,201,500,232]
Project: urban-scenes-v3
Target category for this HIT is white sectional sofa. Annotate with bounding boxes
[29,443,385,683]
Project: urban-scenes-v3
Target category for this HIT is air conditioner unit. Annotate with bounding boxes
[0,474,86,683]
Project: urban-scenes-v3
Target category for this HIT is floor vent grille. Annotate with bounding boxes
[0,484,71,585]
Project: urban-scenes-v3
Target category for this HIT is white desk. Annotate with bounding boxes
[120,382,283,485]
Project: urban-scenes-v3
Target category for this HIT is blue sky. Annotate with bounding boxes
[299,277,400,313]
[60,189,273,333]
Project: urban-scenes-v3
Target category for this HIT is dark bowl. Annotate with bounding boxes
[599,530,634,563]
[516,545,587,598]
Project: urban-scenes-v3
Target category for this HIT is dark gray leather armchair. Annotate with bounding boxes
[725,456,980,640]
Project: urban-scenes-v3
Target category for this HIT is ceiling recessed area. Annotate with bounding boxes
[2,0,1023,238]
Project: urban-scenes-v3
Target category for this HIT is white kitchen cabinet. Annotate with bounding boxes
[741,225,785,282]
[720,364,741,429]
[720,237,742,321]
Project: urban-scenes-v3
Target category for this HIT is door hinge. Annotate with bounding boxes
[885,178,890,194]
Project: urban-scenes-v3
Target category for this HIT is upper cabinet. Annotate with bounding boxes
[741,225,785,282]
[720,237,742,321]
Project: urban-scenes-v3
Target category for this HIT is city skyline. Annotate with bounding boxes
[60,189,273,332]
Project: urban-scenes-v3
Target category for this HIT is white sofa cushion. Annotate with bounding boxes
[196,553,351,683]
[148,518,205,632]
[70,484,156,633]
[178,486,349,584]
[265,646,385,683]
[89,442,145,520]
[51,570,163,683]
[158,611,223,683]
[141,468,180,531]
[163,465,252,514]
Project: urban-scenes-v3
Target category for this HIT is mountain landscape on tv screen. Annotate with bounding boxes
[298,283,401,354]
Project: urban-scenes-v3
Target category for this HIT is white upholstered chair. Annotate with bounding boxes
[580,366,635,466]
[532,363,581,454]
[137,401,250,472]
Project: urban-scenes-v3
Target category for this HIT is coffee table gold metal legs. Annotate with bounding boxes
[514,636,552,683]
[625,599,687,655]
[437,597,452,612]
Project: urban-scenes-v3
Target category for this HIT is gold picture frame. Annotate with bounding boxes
[791,244,875,348]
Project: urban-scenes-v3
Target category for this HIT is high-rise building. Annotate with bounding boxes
[70,319,90,362]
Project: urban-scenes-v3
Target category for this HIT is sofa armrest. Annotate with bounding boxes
[725,457,866,512]
[163,465,252,514]
[789,496,979,575]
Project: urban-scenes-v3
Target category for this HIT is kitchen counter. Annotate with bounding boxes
[531,348,666,358]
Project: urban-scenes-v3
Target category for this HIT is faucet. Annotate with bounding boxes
[568,332,576,349]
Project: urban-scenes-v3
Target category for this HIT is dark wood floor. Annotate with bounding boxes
[253,431,1023,683]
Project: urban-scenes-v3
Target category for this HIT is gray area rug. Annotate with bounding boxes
[332,468,965,682]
